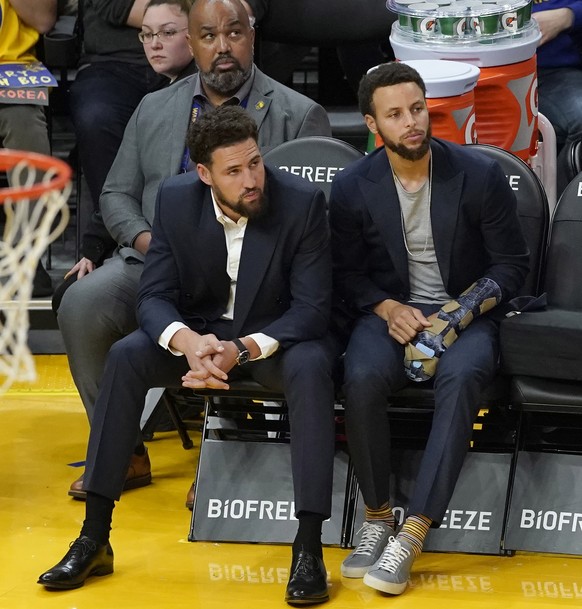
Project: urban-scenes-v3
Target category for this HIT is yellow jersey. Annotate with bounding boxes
[0,0,39,64]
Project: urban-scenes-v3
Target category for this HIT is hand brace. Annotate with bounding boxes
[404,277,502,382]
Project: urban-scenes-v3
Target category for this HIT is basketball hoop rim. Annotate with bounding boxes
[0,149,72,202]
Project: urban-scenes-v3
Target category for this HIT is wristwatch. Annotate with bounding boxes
[232,338,251,365]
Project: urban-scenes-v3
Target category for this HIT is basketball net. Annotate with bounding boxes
[0,150,71,394]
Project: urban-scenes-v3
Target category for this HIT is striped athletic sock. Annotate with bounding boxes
[365,502,396,530]
[397,514,432,557]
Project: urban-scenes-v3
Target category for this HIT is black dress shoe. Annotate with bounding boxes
[285,550,329,605]
[37,536,114,589]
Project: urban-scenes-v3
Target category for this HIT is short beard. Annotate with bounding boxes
[199,56,252,96]
[380,124,432,161]
[216,188,269,220]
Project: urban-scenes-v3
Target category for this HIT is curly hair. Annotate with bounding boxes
[187,105,258,165]
[358,62,426,118]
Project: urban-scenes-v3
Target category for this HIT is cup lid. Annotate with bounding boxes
[400,59,481,96]
[407,2,441,10]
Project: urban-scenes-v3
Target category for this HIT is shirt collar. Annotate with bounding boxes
[211,188,248,228]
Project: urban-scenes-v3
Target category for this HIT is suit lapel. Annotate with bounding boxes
[362,151,410,290]
[429,144,464,290]
[232,194,281,335]
[246,68,273,133]
[194,189,230,305]
[168,78,197,173]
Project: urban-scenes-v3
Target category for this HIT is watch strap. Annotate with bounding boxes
[232,338,247,354]
[232,338,250,364]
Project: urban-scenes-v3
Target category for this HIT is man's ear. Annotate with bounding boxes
[365,114,378,134]
[197,163,212,186]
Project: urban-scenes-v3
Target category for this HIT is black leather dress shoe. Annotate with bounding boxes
[37,536,114,589]
[285,550,329,605]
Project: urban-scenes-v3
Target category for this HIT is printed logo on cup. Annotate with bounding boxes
[471,13,499,35]
[419,17,437,34]
[465,111,478,144]
[528,75,538,120]
[471,16,482,35]
[408,2,440,34]
[455,17,467,35]
[501,11,518,33]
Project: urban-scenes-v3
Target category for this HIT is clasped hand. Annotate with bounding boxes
[180,334,239,390]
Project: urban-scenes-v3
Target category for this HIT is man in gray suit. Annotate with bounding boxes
[57,0,331,499]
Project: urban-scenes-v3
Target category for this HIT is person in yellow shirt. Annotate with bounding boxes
[0,0,56,153]
[0,0,58,296]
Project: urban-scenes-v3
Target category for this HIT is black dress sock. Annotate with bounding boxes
[292,511,325,558]
[80,491,115,546]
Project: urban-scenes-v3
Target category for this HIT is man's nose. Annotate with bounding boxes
[242,169,257,189]
[215,33,231,53]
[404,111,417,127]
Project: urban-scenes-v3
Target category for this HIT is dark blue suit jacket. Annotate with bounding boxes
[137,167,331,348]
[329,138,530,317]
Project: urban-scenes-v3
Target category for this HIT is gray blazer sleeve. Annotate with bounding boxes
[100,103,150,249]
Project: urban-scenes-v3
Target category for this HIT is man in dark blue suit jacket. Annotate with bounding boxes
[39,106,337,605]
[329,63,529,595]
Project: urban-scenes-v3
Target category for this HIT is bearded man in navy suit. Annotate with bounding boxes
[39,105,337,606]
[330,62,529,596]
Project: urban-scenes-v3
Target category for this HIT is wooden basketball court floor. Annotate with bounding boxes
[1,355,580,609]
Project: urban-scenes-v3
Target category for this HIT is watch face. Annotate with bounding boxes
[237,350,250,365]
[233,339,250,365]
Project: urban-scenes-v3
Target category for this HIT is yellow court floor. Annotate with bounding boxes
[0,355,580,609]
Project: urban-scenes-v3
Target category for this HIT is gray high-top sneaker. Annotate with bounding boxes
[341,521,395,578]
[363,536,415,595]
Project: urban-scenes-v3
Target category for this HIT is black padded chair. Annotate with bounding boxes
[262,135,364,201]
[503,170,582,474]
[466,144,550,297]
[557,138,582,197]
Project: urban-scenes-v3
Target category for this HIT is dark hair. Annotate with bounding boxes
[358,62,427,118]
[144,0,194,15]
[187,105,258,165]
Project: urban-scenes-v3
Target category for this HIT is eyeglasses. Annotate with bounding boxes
[138,27,188,44]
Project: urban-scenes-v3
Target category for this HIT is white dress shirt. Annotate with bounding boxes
[158,190,280,360]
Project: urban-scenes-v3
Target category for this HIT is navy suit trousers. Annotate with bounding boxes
[84,328,340,519]
[342,305,499,525]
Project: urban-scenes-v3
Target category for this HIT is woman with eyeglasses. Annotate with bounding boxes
[53,0,196,312]
[140,0,196,82]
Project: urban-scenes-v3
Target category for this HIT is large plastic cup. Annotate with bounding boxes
[390,20,540,159]
[438,15,469,36]
[470,11,500,35]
